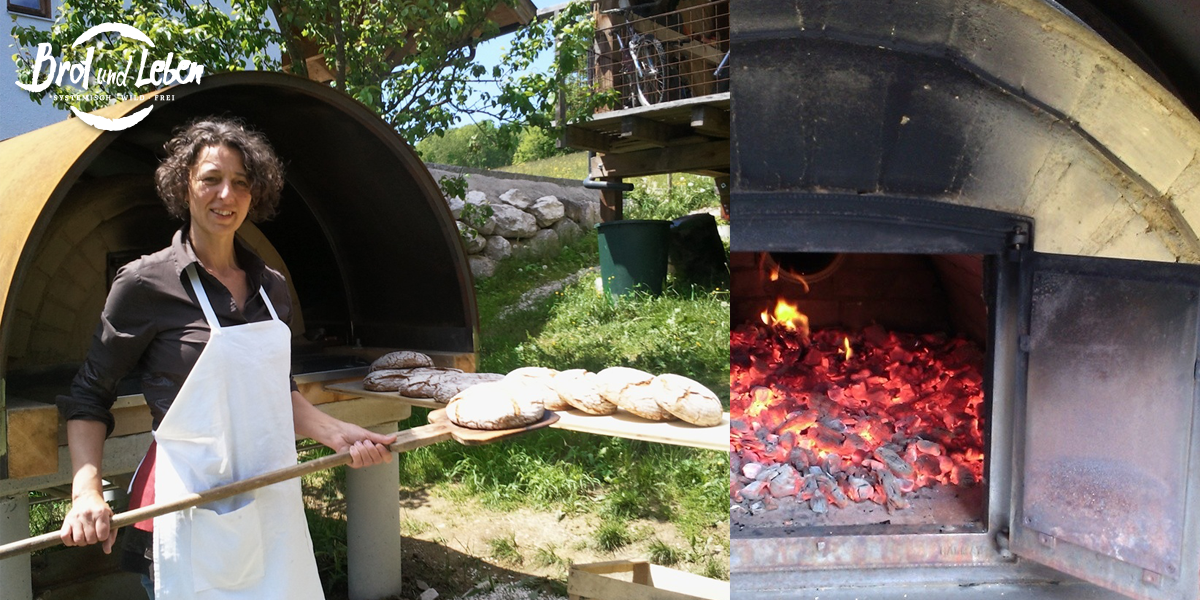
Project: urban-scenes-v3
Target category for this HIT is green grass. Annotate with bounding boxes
[532,544,565,568]
[647,538,682,566]
[593,520,632,552]
[487,533,524,565]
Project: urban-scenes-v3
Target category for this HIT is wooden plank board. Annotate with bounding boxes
[550,409,728,452]
[6,398,59,478]
[568,559,730,600]
[325,381,729,452]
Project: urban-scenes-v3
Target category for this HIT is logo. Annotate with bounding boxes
[15,23,206,131]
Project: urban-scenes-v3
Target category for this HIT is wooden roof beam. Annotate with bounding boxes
[619,116,683,147]
[562,125,612,153]
[691,105,729,138]
[589,140,730,179]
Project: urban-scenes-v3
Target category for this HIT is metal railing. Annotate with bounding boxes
[586,0,729,112]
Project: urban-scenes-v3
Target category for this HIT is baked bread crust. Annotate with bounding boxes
[369,350,434,372]
[505,366,571,410]
[653,373,724,426]
[596,367,675,421]
[446,380,545,430]
[551,369,617,415]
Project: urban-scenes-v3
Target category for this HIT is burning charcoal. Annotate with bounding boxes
[915,439,944,455]
[843,432,870,451]
[730,476,744,501]
[755,465,782,482]
[819,417,846,432]
[763,496,779,511]
[809,494,829,514]
[937,455,955,474]
[767,464,803,498]
[814,473,851,508]
[788,446,813,471]
[846,477,874,503]
[951,465,977,487]
[777,431,797,453]
[748,500,765,515]
[879,471,910,512]
[730,419,751,434]
[778,410,818,436]
[740,480,770,502]
[741,462,764,480]
[822,452,842,474]
[913,454,942,478]
[872,447,915,479]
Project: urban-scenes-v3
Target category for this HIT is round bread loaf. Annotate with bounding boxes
[363,369,410,391]
[402,371,503,402]
[596,366,675,421]
[369,350,434,372]
[446,380,545,430]
[551,369,617,415]
[505,366,570,410]
[652,373,724,426]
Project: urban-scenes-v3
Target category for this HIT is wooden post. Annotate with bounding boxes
[600,182,624,222]
[715,175,730,220]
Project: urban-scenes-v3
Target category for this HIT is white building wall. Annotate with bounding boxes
[2,7,68,141]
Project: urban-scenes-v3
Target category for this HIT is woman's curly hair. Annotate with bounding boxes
[155,117,285,223]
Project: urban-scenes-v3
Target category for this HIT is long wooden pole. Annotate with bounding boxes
[0,422,453,561]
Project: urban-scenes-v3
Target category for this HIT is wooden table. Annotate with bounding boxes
[324,381,729,452]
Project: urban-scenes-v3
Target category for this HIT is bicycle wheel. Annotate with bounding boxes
[630,34,666,106]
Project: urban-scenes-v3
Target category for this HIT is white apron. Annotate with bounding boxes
[152,264,324,599]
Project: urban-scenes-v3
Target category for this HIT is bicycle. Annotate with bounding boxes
[602,8,668,107]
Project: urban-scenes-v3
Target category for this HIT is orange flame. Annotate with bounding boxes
[761,298,809,333]
[842,336,853,360]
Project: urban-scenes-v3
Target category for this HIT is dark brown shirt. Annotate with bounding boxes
[57,227,298,435]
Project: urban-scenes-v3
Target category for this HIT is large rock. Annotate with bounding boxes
[512,229,560,259]
[561,196,600,228]
[468,255,497,279]
[552,217,583,243]
[530,195,565,227]
[499,189,535,210]
[457,221,486,254]
[447,195,464,219]
[465,191,496,235]
[485,235,512,261]
[490,203,539,238]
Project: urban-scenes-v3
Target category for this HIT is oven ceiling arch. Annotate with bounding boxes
[732,0,1200,264]
[0,70,477,377]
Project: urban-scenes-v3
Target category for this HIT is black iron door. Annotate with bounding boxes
[1012,251,1200,600]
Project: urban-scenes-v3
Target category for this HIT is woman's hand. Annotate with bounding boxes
[60,490,117,553]
[291,391,398,468]
[326,424,398,469]
[62,419,118,553]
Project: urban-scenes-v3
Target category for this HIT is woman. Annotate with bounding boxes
[56,117,395,599]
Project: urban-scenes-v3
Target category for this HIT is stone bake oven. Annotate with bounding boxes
[729,1,1200,600]
[0,71,473,597]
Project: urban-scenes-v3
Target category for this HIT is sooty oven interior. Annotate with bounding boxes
[729,195,1200,600]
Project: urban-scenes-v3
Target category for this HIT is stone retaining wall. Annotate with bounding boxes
[426,164,602,279]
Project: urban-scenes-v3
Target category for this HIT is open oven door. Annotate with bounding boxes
[1010,251,1200,600]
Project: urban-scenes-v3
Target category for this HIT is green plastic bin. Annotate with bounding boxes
[596,219,671,297]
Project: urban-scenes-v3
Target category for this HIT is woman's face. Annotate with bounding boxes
[187,144,252,240]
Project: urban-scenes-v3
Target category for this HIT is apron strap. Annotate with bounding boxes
[260,286,279,321]
[185,264,221,331]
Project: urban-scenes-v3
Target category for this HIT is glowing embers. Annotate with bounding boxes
[731,313,985,516]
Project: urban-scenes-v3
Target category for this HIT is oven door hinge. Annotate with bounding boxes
[1006,226,1030,262]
